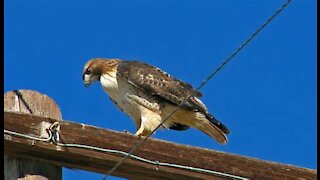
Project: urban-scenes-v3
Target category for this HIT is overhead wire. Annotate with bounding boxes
[3,1,292,179]
[103,0,292,179]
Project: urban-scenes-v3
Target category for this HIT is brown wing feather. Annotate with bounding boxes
[117,61,205,112]
[117,60,230,135]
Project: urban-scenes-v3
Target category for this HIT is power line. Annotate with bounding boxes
[13,90,34,114]
[103,0,292,179]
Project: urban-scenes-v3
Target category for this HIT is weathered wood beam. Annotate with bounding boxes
[4,111,317,180]
[4,90,62,180]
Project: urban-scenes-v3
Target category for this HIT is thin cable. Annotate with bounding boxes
[104,0,292,178]
[13,90,34,114]
[4,128,248,180]
[4,129,51,142]
[4,122,59,142]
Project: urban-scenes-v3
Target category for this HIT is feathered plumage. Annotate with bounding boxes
[83,58,230,144]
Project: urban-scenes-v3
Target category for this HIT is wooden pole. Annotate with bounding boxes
[4,112,317,179]
[4,90,62,180]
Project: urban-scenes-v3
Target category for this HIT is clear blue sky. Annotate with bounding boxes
[4,0,316,179]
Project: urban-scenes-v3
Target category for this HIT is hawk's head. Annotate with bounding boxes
[82,58,120,87]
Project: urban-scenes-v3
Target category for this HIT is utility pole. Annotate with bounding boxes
[4,90,62,180]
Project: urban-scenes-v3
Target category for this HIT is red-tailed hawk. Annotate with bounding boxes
[82,58,230,144]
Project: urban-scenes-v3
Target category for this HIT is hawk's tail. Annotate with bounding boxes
[162,103,230,144]
[205,113,230,135]
[194,113,229,144]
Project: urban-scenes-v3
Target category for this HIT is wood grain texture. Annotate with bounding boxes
[4,111,317,180]
[4,90,62,180]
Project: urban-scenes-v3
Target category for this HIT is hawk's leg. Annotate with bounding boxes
[134,125,144,137]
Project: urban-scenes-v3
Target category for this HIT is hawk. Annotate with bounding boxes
[82,58,230,144]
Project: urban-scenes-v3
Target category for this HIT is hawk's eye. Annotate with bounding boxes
[85,69,91,75]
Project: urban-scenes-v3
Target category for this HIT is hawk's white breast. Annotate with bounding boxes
[100,72,161,127]
[100,72,139,121]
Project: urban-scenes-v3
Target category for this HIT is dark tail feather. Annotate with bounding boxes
[205,113,230,134]
[169,123,190,131]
